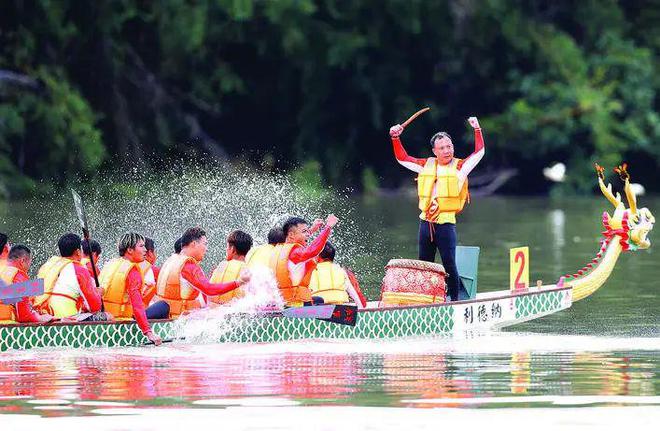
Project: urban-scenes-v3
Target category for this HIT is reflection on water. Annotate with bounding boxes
[0,334,658,417]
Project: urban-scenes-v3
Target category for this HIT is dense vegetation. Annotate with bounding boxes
[1,0,658,198]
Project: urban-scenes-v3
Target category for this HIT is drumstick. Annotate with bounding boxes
[401,107,430,129]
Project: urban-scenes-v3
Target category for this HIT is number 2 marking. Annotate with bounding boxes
[514,251,526,289]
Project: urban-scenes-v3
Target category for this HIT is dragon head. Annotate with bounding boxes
[596,163,654,250]
[629,207,655,250]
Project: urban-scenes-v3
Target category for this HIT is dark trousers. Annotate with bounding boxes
[145,300,170,319]
[419,221,461,301]
[303,296,325,307]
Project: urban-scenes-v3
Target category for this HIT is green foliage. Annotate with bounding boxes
[484,1,659,192]
[0,0,658,197]
[0,67,105,196]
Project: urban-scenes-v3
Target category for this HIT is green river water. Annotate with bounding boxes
[0,187,658,430]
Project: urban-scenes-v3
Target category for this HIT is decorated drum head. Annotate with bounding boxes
[380,259,447,306]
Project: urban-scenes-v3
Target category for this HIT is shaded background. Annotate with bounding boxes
[0,0,658,198]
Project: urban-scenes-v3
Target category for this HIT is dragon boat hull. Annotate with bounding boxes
[0,285,572,352]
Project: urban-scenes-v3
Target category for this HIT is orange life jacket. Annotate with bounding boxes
[154,253,199,318]
[0,266,18,322]
[268,243,313,306]
[99,258,140,319]
[417,157,469,221]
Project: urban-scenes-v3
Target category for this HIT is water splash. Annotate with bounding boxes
[170,266,284,343]
[5,161,384,295]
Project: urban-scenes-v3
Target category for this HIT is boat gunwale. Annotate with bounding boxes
[0,285,570,330]
[361,284,571,312]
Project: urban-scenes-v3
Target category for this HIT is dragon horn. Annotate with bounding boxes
[594,162,605,180]
[614,163,630,181]
[621,165,638,215]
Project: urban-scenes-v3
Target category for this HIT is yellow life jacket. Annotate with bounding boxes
[417,157,469,221]
[246,244,276,269]
[268,243,313,306]
[155,253,198,318]
[99,258,139,319]
[0,266,18,322]
[44,261,91,318]
[308,261,350,305]
[34,256,75,309]
[0,258,7,272]
[209,260,246,304]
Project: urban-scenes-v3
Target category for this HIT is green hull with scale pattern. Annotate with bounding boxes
[0,285,571,351]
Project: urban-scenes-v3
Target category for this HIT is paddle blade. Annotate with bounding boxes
[0,279,44,302]
[281,304,358,326]
[71,189,88,230]
[282,305,336,319]
[319,304,358,326]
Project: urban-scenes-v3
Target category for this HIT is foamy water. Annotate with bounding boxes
[170,266,285,343]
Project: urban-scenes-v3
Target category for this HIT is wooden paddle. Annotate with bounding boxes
[71,189,101,288]
[144,338,178,346]
[282,304,358,326]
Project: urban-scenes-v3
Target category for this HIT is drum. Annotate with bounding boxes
[380,259,447,306]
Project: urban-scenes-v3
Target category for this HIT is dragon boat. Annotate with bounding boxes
[0,166,653,352]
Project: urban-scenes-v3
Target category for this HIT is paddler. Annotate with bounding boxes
[0,232,9,270]
[154,227,251,318]
[99,233,168,345]
[174,237,183,254]
[81,239,102,278]
[139,237,159,306]
[269,215,338,307]
[145,238,160,281]
[36,233,107,320]
[0,245,54,323]
[308,242,367,308]
[389,116,484,301]
[208,230,253,305]
[245,226,285,268]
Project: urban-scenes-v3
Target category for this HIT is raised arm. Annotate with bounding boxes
[389,124,426,173]
[290,214,338,264]
[459,117,485,177]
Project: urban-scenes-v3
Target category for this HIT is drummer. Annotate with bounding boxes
[389,116,484,301]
